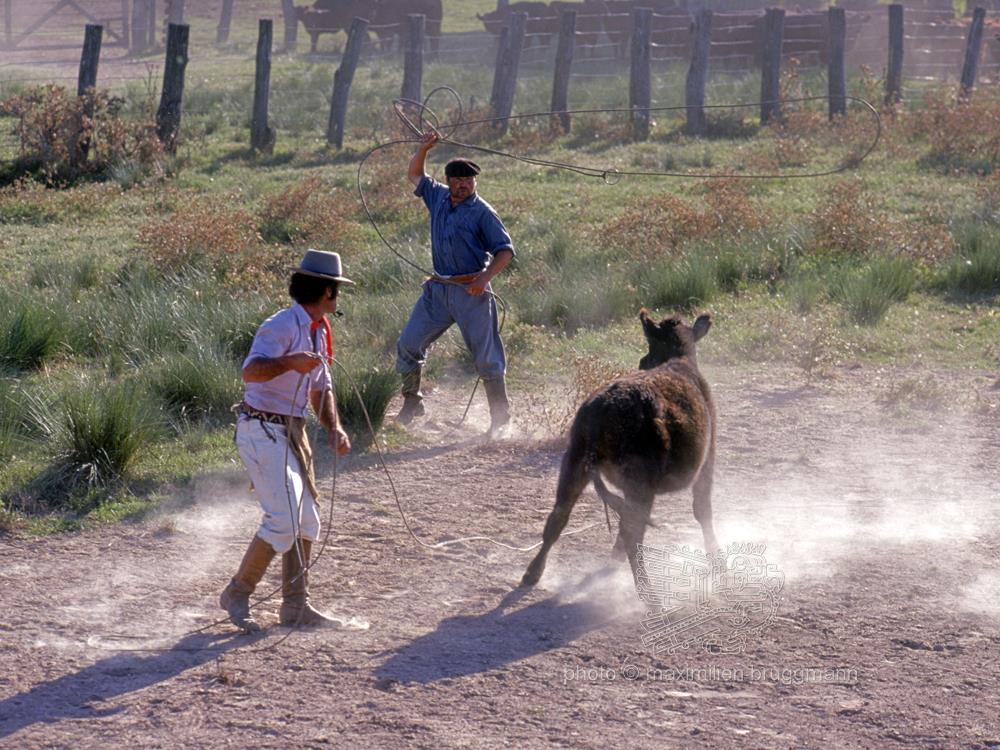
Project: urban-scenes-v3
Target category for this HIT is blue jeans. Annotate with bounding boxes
[396,280,506,379]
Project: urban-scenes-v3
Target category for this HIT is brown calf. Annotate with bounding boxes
[521,310,720,587]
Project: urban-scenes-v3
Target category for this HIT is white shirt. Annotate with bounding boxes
[242,304,332,418]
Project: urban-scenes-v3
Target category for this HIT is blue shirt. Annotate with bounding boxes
[415,175,514,276]
[242,304,332,418]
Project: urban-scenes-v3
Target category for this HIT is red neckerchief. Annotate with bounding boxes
[309,316,333,362]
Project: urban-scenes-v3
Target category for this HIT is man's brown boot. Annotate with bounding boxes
[279,539,345,628]
[219,535,276,633]
[483,376,511,438]
[396,368,425,425]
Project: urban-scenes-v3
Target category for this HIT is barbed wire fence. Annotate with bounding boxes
[0,1,997,161]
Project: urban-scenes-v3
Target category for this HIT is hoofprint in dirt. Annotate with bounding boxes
[1,364,999,749]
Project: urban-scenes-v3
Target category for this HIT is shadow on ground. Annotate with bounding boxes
[376,586,621,684]
[0,631,249,740]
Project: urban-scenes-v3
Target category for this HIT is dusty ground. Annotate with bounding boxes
[1,362,999,749]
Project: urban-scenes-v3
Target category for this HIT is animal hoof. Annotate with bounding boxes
[519,572,539,588]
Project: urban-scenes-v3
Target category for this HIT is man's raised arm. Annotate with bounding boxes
[408,131,439,187]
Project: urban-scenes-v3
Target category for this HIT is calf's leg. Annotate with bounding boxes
[520,447,589,587]
[692,454,721,557]
[620,485,655,585]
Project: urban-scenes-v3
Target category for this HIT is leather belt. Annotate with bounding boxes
[238,402,288,425]
[431,273,480,285]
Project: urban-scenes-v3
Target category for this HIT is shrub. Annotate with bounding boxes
[258,176,358,248]
[0,84,163,185]
[332,361,398,448]
[912,87,1000,175]
[601,181,768,258]
[809,180,886,255]
[136,195,276,285]
[359,146,421,222]
[0,297,65,371]
[59,383,158,487]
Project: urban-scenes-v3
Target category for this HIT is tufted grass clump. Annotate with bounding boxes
[58,383,159,489]
[146,343,242,427]
[940,226,1000,297]
[0,388,22,459]
[332,360,398,449]
[516,270,634,333]
[637,253,719,312]
[0,297,65,372]
[835,257,917,325]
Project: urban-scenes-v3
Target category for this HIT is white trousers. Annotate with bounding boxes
[235,417,320,554]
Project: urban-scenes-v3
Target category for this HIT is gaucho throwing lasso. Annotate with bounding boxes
[394,131,515,438]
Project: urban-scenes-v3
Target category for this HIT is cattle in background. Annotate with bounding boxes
[520,311,719,589]
[371,0,443,54]
[550,0,609,55]
[297,0,372,53]
[603,0,690,58]
[477,2,558,48]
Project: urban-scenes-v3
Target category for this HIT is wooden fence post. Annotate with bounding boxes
[147,0,157,51]
[131,0,148,54]
[156,23,189,153]
[489,26,510,111]
[491,11,527,134]
[77,24,103,163]
[120,0,130,51]
[402,14,425,103]
[550,9,576,133]
[885,4,903,106]
[78,24,103,95]
[959,6,986,99]
[251,19,275,154]
[630,6,652,140]
[281,0,298,51]
[4,0,12,49]
[327,17,369,148]
[760,7,784,125]
[828,6,846,118]
[217,0,235,44]
[685,8,712,135]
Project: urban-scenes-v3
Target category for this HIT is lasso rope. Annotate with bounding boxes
[91,91,881,651]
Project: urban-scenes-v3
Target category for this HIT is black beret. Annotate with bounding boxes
[445,158,481,178]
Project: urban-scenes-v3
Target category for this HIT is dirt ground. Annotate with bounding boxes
[1,362,999,749]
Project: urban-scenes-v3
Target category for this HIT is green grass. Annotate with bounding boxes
[0,61,998,530]
[147,343,243,427]
[58,383,160,495]
[835,258,917,326]
[333,359,399,449]
[0,296,66,372]
[637,253,720,312]
[941,226,1000,297]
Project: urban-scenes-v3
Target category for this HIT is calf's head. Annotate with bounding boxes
[638,309,711,370]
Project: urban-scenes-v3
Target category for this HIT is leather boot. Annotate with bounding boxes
[279,539,345,628]
[219,535,276,633]
[396,367,425,424]
[483,376,511,438]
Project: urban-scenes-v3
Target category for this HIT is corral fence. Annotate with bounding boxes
[0,1,998,153]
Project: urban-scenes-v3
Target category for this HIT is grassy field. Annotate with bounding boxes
[0,36,998,534]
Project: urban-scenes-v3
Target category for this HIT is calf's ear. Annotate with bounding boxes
[639,308,656,336]
[692,314,712,341]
